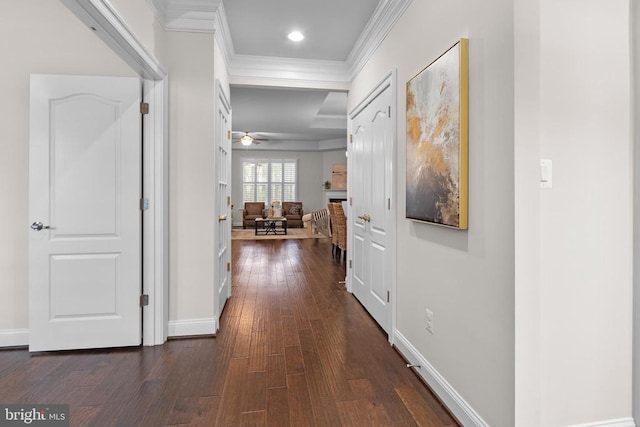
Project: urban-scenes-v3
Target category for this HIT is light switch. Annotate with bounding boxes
[540,159,552,188]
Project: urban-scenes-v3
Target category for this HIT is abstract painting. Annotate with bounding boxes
[406,39,468,229]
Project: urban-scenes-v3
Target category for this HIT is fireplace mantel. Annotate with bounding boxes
[324,189,347,206]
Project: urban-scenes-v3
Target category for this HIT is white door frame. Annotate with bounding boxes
[62,0,169,346]
[633,0,640,421]
[347,70,397,344]
[214,79,232,331]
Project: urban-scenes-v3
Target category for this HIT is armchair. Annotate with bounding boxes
[282,202,304,227]
[243,202,265,229]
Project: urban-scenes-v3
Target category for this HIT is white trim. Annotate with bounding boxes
[563,418,636,427]
[60,0,166,80]
[212,3,234,65]
[149,0,221,33]
[633,0,640,422]
[141,78,169,346]
[347,0,412,80]
[168,318,217,337]
[393,330,489,427]
[0,329,29,347]
[228,55,351,88]
[149,0,412,86]
[214,79,232,333]
[61,0,168,347]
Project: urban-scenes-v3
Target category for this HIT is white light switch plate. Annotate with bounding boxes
[540,159,552,188]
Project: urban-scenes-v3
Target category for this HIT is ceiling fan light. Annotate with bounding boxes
[288,31,304,42]
[241,135,253,146]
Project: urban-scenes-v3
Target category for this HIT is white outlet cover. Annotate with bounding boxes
[425,309,434,334]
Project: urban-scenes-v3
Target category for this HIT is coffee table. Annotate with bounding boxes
[254,217,288,236]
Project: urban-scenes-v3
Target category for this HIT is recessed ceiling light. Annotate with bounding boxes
[288,31,304,42]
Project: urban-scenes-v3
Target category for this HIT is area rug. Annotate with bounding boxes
[232,227,327,241]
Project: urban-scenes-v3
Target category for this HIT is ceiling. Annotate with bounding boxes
[224,0,379,62]
[150,0,411,150]
[231,86,347,150]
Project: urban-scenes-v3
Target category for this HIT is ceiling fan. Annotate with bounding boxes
[232,131,269,146]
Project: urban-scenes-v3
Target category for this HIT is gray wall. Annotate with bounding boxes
[232,150,324,226]
[349,0,515,425]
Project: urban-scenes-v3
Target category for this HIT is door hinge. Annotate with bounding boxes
[227,262,231,272]
[140,102,149,115]
[349,197,353,206]
[140,294,149,307]
[227,196,231,206]
[140,198,149,211]
[227,130,231,140]
[387,291,390,303]
[349,259,353,269]
[388,106,391,118]
[388,198,391,210]
[350,134,353,143]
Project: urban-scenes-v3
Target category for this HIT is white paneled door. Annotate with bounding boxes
[29,74,142,352]
[215,82,232,326]
[349,76,395,334]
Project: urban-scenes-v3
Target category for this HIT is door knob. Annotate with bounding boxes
[30,221,50,231]
[218,215,227,221]
[357,214,371,222]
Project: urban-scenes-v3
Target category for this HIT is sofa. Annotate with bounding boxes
[282,202,304,228]
[242,202,265,229]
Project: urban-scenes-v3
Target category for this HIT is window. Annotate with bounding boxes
[243,159,297,204]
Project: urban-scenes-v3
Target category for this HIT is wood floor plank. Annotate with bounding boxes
[395,384,444,427]
[266,387,290,427]
[241,410,266,426]
[214,357,250,426]
[0,238,459,427]
[248,329,267,372]
[266,319,284,356]
[266,354,287,389]
[243,370,267,413]
[336,399,394,426]
[297,328,343,426]
[286,373,316,426]
[283,345,305,375]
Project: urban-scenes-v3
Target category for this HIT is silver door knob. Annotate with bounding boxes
[30,221,50,231]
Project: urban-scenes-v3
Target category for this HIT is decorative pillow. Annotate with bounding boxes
[289,204,301,215]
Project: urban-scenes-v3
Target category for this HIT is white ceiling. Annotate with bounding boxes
[230,87,348,150]
[150,0,411,150]
[224,0,379,62]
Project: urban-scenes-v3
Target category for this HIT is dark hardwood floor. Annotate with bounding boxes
[0,238,458,426]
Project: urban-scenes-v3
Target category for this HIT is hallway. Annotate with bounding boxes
[0,238,458,426]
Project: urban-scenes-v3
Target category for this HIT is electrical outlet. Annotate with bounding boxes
[425,308,434,334]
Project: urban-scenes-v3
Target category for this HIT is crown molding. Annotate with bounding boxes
[150,0,221,33]
[347,0,412,79]
[228,54,351,87]
[213,2,234,64]
[150,0,412,84]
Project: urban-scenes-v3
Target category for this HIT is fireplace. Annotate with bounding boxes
[324,189,347,207]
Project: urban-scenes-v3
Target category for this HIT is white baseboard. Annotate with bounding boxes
[0,329,29,347]
[393,329,489,427]
[168,318,217,337]
[565,418,636,427]
[2,320,219,347]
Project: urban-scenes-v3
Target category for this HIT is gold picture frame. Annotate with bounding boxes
[406,38,468,229]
